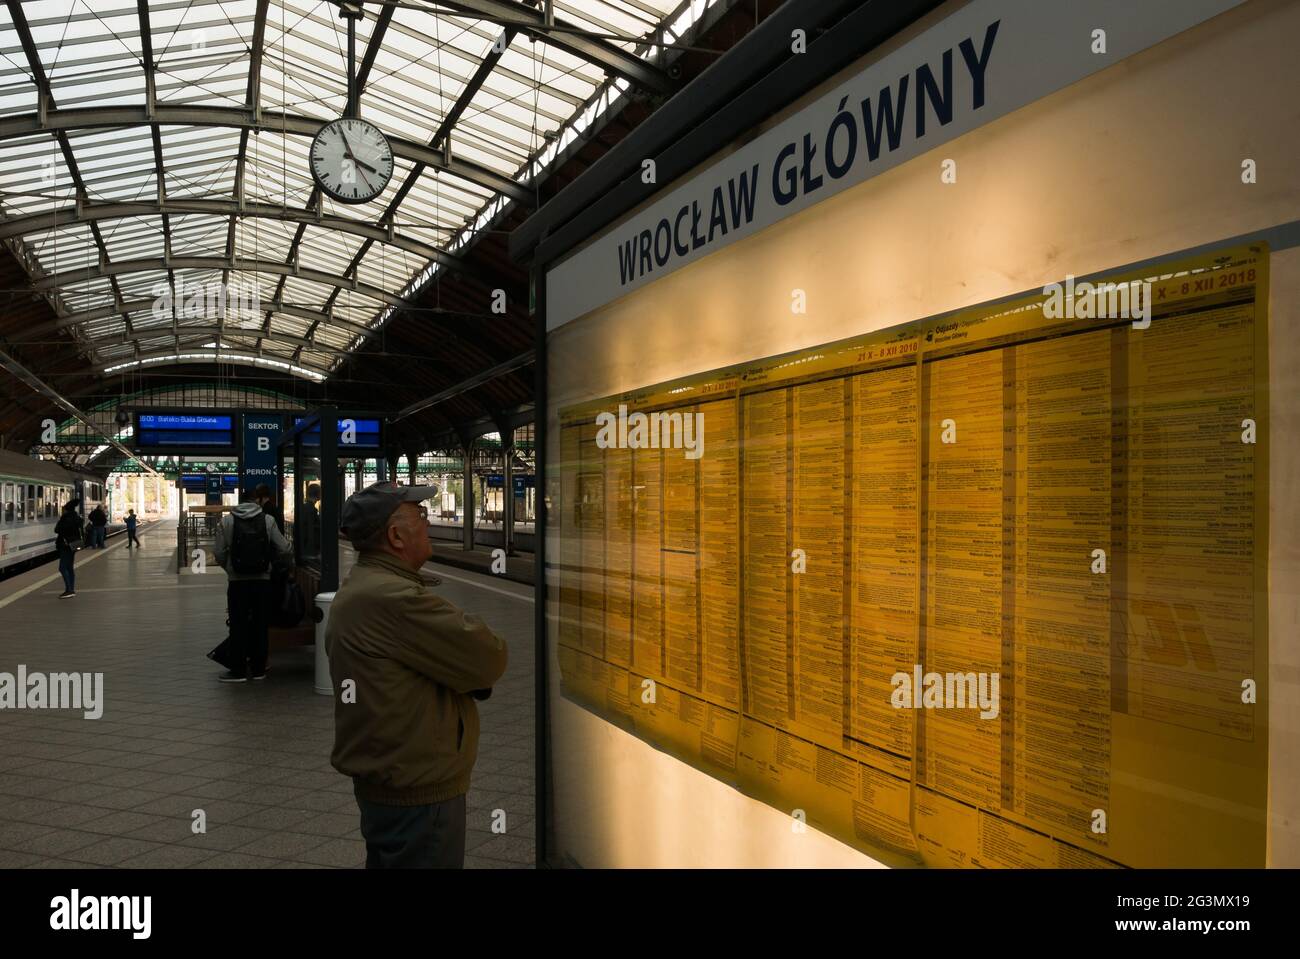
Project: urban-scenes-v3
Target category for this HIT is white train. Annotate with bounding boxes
[0,449,107,574]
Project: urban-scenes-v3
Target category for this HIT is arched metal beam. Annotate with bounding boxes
[89,349,328,381]
[0,105,532,205]
[405,0,673,95]
[27,256,409,307]
[89,326,345,359]
[12,300,511,357]
[0,199,452,268]
[99,324,508,372]
[12,298,374,343]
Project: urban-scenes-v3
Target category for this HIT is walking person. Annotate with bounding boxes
[88,503,107,548]
[54,499,82,598]
[124,509,140,548]
[327,482,508,868]
[213,493,291,682]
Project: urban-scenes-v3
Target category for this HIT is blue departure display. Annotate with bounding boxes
[293,417,382,449]
[136,412,235,449]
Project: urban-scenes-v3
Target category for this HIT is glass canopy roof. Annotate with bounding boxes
[0,0,722,381]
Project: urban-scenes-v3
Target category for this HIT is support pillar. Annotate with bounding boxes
[319,405,339,593]
[462,440,474,551]
[501,426,515,556]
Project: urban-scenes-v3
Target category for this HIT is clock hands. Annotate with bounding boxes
[339,127,381,174]
[338,126,384,197]
[312,117,392,203]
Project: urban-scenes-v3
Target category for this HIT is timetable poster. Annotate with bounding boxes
[554,244,1269,868]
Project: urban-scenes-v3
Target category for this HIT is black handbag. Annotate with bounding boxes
[273,577,306,628]
[207,634,239,671]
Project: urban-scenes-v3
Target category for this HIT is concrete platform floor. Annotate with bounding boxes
[0,522,534,869]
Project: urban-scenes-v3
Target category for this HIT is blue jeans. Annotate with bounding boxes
[57,544,74,593]
[92,526,105,548]
[356,792,467,868]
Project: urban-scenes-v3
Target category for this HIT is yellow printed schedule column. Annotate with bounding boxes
[631,442,664,678]
[699,397,741,709]
[791,379,847,745]
[604,443,634,668]
[742,388,791,727]
[850,365,919,763]
[1109,278,1265,867]
[920,350,1003,810]
[663,407,700,691]
[1010,331,1112,849]
[577,420,606,657]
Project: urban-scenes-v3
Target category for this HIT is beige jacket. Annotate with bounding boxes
[326,551,508,804]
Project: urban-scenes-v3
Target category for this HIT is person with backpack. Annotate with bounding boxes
[54,498,83,598]
[124,509,140,548]
[88,503,107,548]
[213,493,291,683]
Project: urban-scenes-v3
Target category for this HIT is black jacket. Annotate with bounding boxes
[54,512,82,549]
[89,507,107,528]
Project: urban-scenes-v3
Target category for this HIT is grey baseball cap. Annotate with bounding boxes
[339,481,438,547]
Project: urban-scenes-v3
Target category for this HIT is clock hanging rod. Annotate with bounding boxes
[309,2,396,203]
[338,2,364,119]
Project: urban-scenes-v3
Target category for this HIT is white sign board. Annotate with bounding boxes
[546,0,1242,329]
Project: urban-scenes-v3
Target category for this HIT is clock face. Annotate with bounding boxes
[309,117,395,204]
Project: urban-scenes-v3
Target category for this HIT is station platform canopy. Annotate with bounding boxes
[0,0,741,460]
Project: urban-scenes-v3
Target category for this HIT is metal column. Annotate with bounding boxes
[462,439,474,551]
[292,433,304,568]
[501,426,515,555]
[319,405,339,593]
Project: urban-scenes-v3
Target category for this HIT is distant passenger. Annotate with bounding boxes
[88,503,107,548]
[124,509,140,549]
[327,482,507,868]
[214,492,291,683]
[54,499,83,598]
[300,482,322,560]
[254,483,285,535]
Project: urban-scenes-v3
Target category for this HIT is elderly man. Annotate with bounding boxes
[327,481,508,868]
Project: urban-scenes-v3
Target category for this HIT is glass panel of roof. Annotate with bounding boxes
[1,0,725,378]
[0,134,72,217]
[232,217,296,264]
[29,1,144,108]
[159,125,242,197]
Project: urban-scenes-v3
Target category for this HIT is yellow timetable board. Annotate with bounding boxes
[554,244,1268,868]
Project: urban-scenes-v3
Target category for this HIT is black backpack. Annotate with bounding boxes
[229,513,271,574]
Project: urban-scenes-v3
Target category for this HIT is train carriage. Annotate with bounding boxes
[0,449,105,574]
